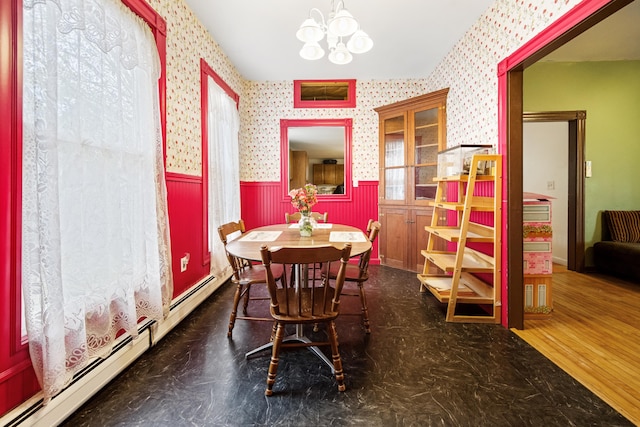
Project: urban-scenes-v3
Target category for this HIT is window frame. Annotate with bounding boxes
[200,58,239,265]
[2,0,167,357]
[293,79,356,109]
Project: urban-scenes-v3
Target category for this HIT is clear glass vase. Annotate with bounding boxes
[298,212,316,237]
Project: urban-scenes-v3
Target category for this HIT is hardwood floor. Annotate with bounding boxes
[513,265,640,425]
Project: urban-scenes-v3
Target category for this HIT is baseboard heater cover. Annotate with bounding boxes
[1,272,230,427]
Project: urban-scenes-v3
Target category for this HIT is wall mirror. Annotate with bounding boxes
[280,118,352,201]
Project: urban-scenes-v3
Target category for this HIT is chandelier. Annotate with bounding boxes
[296,1,373,65]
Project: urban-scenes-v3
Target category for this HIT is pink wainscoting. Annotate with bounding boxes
[240,180,380,263]
[166,173,211,298]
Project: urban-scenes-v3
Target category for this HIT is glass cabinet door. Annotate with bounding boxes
[382,115,405,201]
[412,106,440,201]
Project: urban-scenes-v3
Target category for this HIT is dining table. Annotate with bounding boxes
[225,222,372,370]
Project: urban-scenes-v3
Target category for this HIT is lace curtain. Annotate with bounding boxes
[22,0,173,402]
[207,78,241,276]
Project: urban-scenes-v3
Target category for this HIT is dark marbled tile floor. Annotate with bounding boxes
[61,266,631,426]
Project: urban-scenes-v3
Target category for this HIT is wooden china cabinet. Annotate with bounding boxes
[375,88,448,272]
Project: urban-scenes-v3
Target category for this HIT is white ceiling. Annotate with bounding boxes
[185,0,640,82]
[184,0,494,81]
[541,0,640,62]
[185,0,640,157]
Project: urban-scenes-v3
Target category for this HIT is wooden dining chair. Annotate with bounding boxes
[260,243,352,396]
[326,219,381,334]
[284,211,329,285]
[218,220,285,338]
[284,211,328,224]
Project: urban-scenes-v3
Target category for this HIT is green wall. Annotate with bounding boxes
[524,60,640,266]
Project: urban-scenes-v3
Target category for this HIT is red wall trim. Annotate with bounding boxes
[121,0,167,165]
[497,0,614,327]
[166,171,202,184]
[293,79,357,109]
[201,58,239,106]
[497,0,612,76]
[0,0,37,416]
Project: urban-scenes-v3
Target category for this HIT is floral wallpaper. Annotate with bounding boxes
[146,0,243,175]
[151,0,583,178]
[425,0,582,150]
[240,79,430,182]
[238,0,583,183]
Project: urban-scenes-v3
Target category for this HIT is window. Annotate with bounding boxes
[293,79,356,108]
[20,0,170,401]
[200,59,240,275]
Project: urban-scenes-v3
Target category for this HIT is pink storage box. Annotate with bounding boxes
[523,250,553,275]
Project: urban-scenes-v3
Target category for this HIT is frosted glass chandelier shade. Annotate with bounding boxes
[296,18,324,42]
[300,42,325,60]
[296,1,373,65]
[327,9,358,37]
[346,29,373,54]
[328,42,353,64]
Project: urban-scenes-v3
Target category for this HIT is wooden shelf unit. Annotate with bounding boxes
[417,154,502,323]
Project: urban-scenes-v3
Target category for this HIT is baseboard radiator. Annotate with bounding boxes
[1,271,231,427]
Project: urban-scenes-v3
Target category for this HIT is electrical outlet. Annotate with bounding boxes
[180,253,190,272]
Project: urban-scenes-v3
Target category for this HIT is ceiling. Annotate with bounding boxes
[185,0,640,82]
[185,1,640,157]
[541,0,640,62]
[184,0,495,81]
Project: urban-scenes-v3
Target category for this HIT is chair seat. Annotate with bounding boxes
[235,263,284,285]
[270,287,339,323]
[328,262,366,282]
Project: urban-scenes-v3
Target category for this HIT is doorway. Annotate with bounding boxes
[501,0,633,329]
[523,111,586,272]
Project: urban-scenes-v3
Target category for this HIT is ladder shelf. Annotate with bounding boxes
[417,153,502,323]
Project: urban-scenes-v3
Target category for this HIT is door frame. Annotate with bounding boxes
[499,0,632,329]
[523,111,586,272]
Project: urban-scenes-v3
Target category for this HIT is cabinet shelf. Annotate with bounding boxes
[418,153,502,323]
[415,143,438,149]
[415,123,438,130]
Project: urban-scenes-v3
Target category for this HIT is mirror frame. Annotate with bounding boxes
[281,118,353,202]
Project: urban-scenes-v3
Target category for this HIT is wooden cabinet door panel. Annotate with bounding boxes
[411,208,433,272]
[379,208,409,270]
